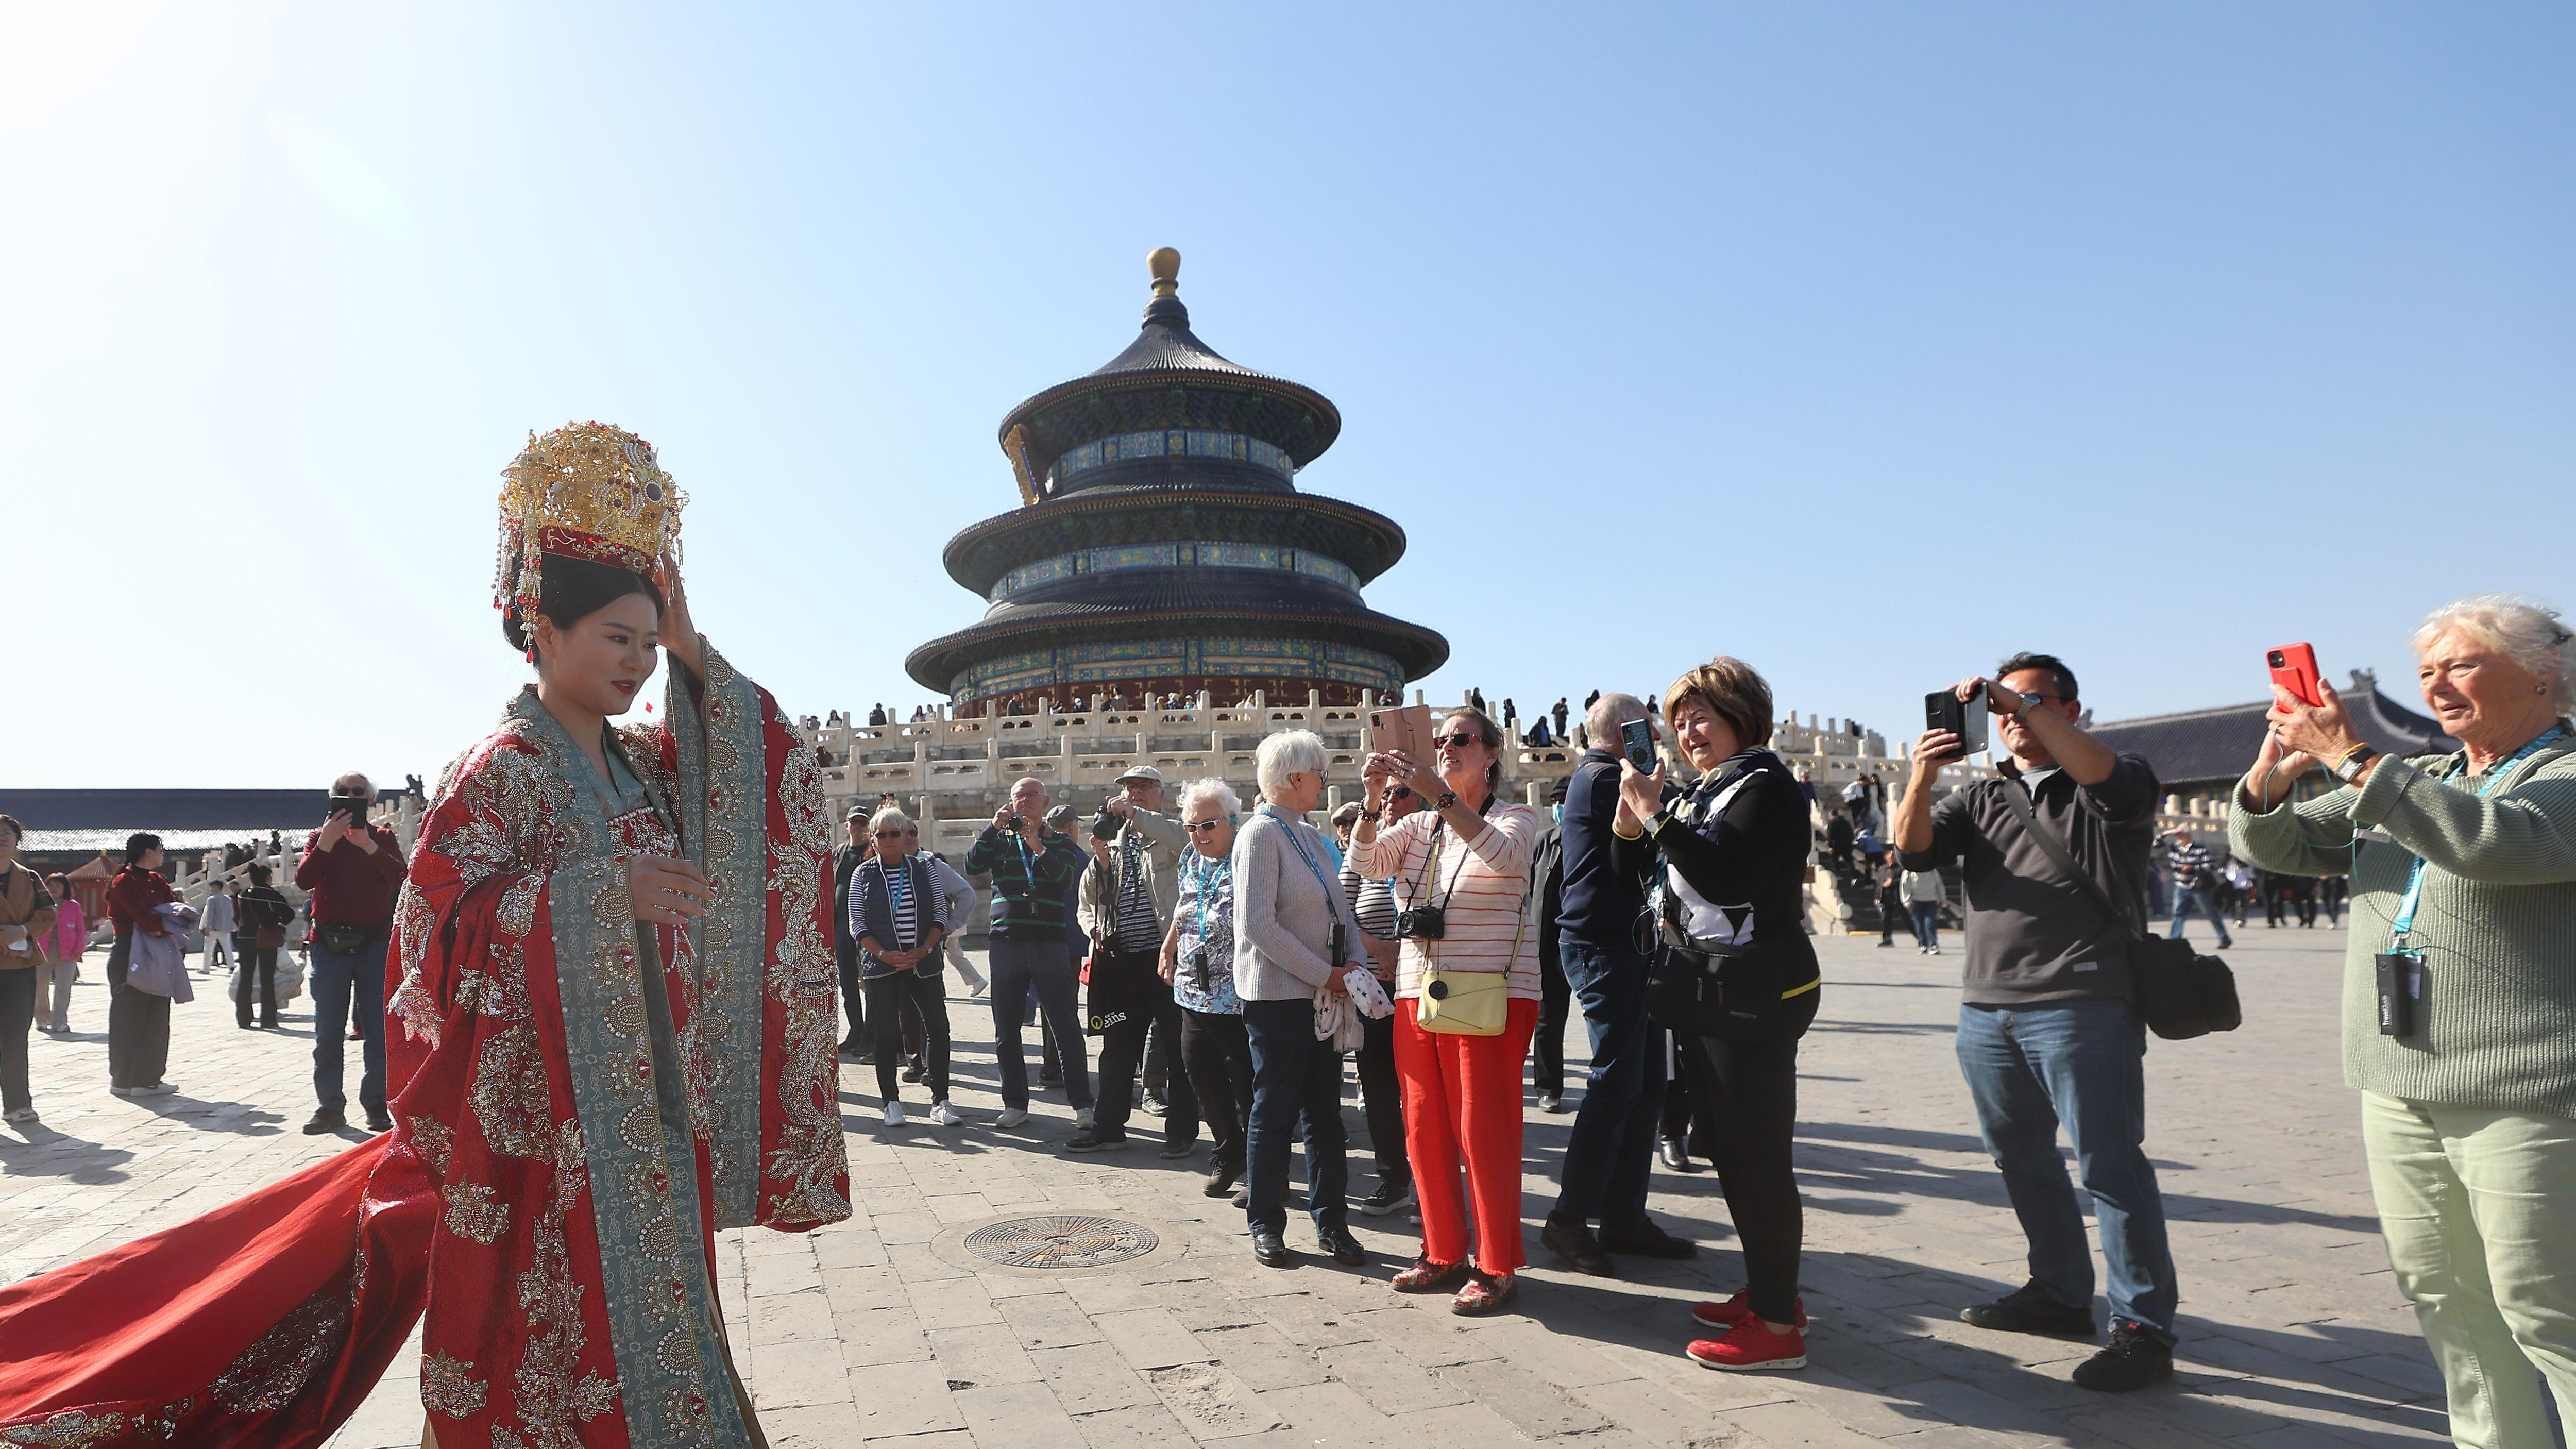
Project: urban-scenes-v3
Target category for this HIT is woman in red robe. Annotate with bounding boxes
[0,424,849,1449]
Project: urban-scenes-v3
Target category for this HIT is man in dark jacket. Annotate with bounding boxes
[1540,694,1697,1276]
[1895,653,2176,1393]
[834,808,872,1059]
[294,773,405,1135]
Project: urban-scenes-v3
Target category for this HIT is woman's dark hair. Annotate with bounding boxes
[124,832,162,862]
[247,862,272,886]
[0,813,20,842]
[502,556,666,662]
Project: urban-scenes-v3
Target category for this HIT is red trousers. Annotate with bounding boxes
[1395,995,1539,1275]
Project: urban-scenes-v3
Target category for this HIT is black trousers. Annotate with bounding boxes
[1092,952,1198,1142]
[1878,888,1907,944]
[105,934,171,1090]
[1686,997,1816,1325]
[1660,1029,1699,1148]
[1181,1007,1253,1172]
[0,968,35,1114]
[865,970,950,1102]
[1356,1008,1408,1181]
[235,938,279,1027]
[838,943,866,1047]
[1531,950,1570,1098]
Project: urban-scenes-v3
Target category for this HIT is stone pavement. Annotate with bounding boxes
[0,925,2455,1447]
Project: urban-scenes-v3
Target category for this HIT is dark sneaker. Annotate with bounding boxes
[1064,1128,1128,1154]
[1158,1137,1198,1160]
[1538,1092,1564,1113]
[1205,1160,1242,1197]
[901,1063,924,1083]
[1961,1280,2095,1340]
[1599,1218,1698,1260]
[364,1108,394,1134]
[1317,1225,1368,1266]
[302,1108,347,1136]
[1359,1175,1415,1217]
[1541,1214,1615,1277]
[2072,1320,2174,1392]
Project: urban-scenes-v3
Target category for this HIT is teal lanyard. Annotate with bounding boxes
[1266,806,1341,899]
[2388,724,2564,947]
[1185,849,1231,950]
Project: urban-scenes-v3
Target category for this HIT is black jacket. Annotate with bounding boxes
[1610,749,1821,994]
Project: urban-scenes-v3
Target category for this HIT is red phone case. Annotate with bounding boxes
[2268,643,2323,708]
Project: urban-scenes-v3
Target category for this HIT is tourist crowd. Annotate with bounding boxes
[4,591,2570,1443]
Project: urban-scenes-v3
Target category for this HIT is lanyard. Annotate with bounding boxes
[2389,724,2564,947]
[1266,806,1341,899]
[1184,848,1231,949]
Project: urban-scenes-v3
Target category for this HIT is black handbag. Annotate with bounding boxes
[1639,893,1793,1043]
[1996,784,2240,1041]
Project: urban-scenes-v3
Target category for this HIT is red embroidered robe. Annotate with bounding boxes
[0,644,848,1448]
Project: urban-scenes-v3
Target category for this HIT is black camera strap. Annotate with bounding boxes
[1995,777,2144,944]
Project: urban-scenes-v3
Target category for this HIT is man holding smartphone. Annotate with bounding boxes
[966,776,1094,1131]
[1892,653,2178,1393]
[294,773,406,1136]
[1540,693,1698,1275]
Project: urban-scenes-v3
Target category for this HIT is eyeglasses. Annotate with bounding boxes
[1432,733,1484,751]
[1387,786,1413,801]
[872,830,903,838]
[1184,819,1228,833]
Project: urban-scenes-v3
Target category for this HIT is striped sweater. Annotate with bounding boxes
[1352,801,1544,1001]
[2229,724,2576,1118]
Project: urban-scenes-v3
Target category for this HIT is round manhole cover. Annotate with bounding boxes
[960,1215,1161,1270]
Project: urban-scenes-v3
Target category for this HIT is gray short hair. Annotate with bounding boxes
[1179,778,1240,816]
[2413,594,2576,713]
[1255,729,1328,799]
[869,805,910,837]
[1586,693,1648,743]
[332,771,373,798]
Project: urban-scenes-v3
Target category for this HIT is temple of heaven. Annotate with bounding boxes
[906,248,1449,713]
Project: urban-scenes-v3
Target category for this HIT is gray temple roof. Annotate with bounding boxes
[2090,675,2456,791]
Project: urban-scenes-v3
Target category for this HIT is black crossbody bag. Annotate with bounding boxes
[1997,784,2240,1041]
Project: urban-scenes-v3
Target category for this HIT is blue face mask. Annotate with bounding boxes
[1550,804,1562,825]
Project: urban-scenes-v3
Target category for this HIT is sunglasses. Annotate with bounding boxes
[1387,786,1413,801]
[1432,733,1485,751]
[1184,819,1230,833]
[872,830,904,838]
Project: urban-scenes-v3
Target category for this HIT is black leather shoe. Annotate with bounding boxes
[1599,1218,1697,1260]
[1317,1225,1367,1266]
[1659,1139,1700,1173]
[1158,1137,1198,1160]
[1541,1214,1615,1277]
[1251,1228,1293,1267]
[364,1107,395,1134]
[2072,1320,2174,1392]
[1961,1280,2096,1340]
[1205,1160,1242,1197]
[302,1108,346,1136]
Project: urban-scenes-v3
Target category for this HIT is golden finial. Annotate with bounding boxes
[1148,246,1181,299]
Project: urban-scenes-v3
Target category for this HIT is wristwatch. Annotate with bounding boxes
[2333,745,2379,784]
[1435,790,1459,810]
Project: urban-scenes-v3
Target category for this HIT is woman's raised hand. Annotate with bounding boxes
[1616,757,1666,831]
[657,552,704,678]
[630,854,715,928]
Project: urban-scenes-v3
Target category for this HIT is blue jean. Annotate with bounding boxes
[2167,885,2233,946]
[1242,996,1349,1236]
[1908,901,1942,950]
[1550,938,1665,1226]
[309,937,388,1115]
[988,936,1090,1110]
[1956,999,2177,1342]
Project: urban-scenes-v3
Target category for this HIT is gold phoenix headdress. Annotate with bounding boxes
[495,422,686,627]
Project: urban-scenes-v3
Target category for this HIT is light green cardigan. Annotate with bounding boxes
[2229,723,2576,1120]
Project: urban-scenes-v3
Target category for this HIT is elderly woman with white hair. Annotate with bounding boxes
[1159,778,1256,1201]
[2232,593,2576,1447]
[1233,730,1374,1269]
[850,805,960,1128]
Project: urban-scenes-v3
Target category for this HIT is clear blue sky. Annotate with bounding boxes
[8,5,2570,790]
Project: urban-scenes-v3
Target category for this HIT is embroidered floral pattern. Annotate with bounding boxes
[442,1182,511,1244]
[420,1353,490,1419]
[208,1278,350,1412]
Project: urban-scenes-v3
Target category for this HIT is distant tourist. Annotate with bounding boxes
[38,872,86,1035]
[1896,654,2178,1392]
[1902,862,1947,955]
[869,703,887,726]
[197,878,237,980]
[105,832,178,1098]
[1338,779,1418,1217]
[833,807,878,1061]
[234,863,291,1030]
[905,821,986,995]
[1164,779,1252,1201]
[0,816,60,1124]
[850,807,958,1127]
[296,774,405,1135]
[966,777,1093,1131]
[1552,697,1570,742]
[1074,766,1195,1156]
[2159,829,2232,949]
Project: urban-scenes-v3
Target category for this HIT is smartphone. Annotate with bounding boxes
[327,794,368,823]
[1619,718,1658,773]
[2268,643,2323,709]
[1367,703,1434,762]
[1924,690,1989,763]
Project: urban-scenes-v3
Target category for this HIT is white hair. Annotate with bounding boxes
[1586,692,1648,743]
[868,804,910,836]
[1179,777,1240,816]
[1255,730,1328,800]
[2413,594,2575,713]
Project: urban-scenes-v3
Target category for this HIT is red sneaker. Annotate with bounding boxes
[1686,1319,1808,1371]
[1691,1290,1808,1331]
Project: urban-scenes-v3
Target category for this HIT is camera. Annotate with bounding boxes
[1188,946,1212,993]
[1091,810,1123,843]
[1395,905,1447,940]
[2267,650,2286,668]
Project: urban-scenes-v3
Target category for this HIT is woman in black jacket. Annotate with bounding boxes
[1611,656,1819,1373]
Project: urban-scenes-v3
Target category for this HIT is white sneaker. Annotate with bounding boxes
[108,1086,139,1099]
[1928,947,1941,956]
[138,1082,176,1097]
[883,1102,906,1128]
[931,1101,963,1126]
[997,1107,1028,1128]
[1075,1107,1095,1128]
[3,1108,37,1124]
